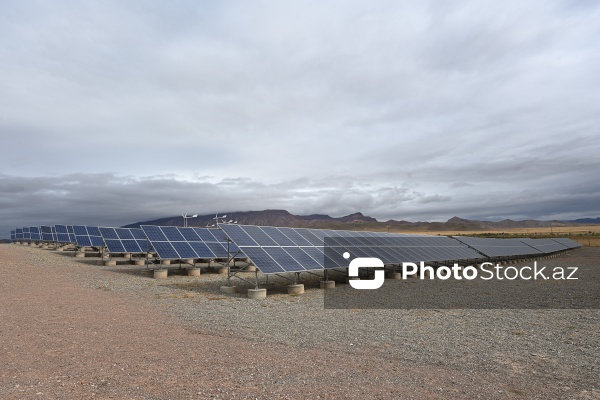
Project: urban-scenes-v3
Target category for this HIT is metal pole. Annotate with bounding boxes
[226,238,231,286]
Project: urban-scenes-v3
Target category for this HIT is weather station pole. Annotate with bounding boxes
[182,213,198,228]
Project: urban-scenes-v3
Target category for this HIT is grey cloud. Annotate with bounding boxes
[2,170,600,238]
[1,1,600,236]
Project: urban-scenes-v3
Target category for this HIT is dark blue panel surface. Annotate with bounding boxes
[141,226,168,242]
[115,228,135,240]
[152,242,180,259]
[189,242,215,258]
[172,242,198,259]
[241,247,285,274]
[87,226,101,236]
[122,240,143,253]
[260,226,297,246]
[100,227,119,239]
[220,224,259,246]
[105,239,126,253]
[264,247,305,272]
[161,226,185,241]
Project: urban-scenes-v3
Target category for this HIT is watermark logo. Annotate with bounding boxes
[345,252,385,290]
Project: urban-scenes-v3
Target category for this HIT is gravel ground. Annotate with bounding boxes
[0,243,598,399]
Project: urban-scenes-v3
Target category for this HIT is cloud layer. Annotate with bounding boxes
[1,1,600,236]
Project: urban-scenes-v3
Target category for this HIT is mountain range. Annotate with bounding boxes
[123,210,600,232]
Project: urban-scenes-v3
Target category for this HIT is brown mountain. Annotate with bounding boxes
[123,210,589,232]
[123,210,377,230]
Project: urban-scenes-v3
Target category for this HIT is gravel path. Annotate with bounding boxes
[0,244,598,399]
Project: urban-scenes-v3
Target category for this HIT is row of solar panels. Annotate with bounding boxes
[10,225,240,259]
[217,224,581,274]
[10,224,581,275]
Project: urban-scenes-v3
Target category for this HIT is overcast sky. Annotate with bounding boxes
[1,0,600,237]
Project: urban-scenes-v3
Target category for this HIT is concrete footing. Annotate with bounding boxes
[245,265,257,272]
[216,267,228,275]
[386,272,402,280]
[133,259,145,266]
[154,269,168,279]
[320,280,336,289]
[220,285,238,294]
[187,267,201,277]
[160,259,171,265]
[104,260,117,266]
[56,247,64,252]
[183,259,195,265]
[122,253,131,259]
[75,252,85,258]
[247,288,267,299]
[287,284,304,295]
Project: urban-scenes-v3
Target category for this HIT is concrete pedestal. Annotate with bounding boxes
[245,265,257,272]
[160,260,171,266]
[320,280,335,289]
[154,269,168,279]
[104,260,117,266]
[122,253,131,259]
[133,259,145,266]
[287,284,304,295]
[187,267,201,277]
[247,288,267,299]
[216,267,228,275]
[220,286,238,294]
[183,259,195,265]
[75,252,85,258]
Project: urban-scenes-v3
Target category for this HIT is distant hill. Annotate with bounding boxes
[566,217,600,224]
[123,210,600,232]
[123,210,378,230]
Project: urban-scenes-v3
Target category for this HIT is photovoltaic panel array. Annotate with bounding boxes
[453,236,543,258]
[15,228,23,240]
[73,226,104,247]
[219,224,485,275]
[40,226,57,242]
[140,225,243,260]
[520,238,569,253]
[22,227,31,240]
[29,227,41,241]
[551,237,582,249]
[55,225,76,243]
[98,227,151,254]
[10,231,15,241]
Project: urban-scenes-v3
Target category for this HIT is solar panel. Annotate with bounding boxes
[140,225,244,260]
[73,226,104,247]
[10,230,15,241]
[68,227,76,243]
[453,236,542,257]
[219,224,484,275]
[520,238,568,253]
[97,227,149,254]
[29,227,41,241]
[16,228,23,240]
[55,225,75,243]
[551,237,582,249]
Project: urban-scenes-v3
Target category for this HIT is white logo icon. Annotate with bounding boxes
[345,252,385,290]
